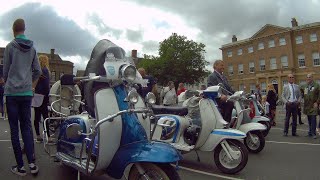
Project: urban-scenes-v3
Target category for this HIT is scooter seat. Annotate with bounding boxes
[152,105,188,116]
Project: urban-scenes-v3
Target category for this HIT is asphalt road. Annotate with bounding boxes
[0,106,320,180]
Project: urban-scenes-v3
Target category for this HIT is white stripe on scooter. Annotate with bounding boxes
[178,165,244,180]
[266,141,320,146]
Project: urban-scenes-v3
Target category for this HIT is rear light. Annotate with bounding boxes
[249,101,255,119]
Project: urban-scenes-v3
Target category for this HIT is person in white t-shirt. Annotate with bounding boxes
[161,81,177,106]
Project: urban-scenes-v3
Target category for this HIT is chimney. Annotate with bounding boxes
[50,49,55,61]
[232,35,237,42]
[291,18,298,27]
[131,49,137,58]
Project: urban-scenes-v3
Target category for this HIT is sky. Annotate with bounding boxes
[1,0,320,72]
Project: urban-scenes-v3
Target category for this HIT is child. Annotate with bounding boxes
[261,95,270,118]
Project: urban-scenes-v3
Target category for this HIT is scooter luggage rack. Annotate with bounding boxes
[43,116,65,157]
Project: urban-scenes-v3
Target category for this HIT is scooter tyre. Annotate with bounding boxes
[214,139,248,174]
[244,131,265,153]
[128,163,180,180]
[260,121,271,137]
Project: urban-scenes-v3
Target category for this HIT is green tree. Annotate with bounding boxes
[138,33,209,86]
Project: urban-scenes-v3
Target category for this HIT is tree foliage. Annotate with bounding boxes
[137,33,209,86]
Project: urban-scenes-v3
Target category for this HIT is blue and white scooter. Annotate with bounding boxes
[43,39,182,179]
[149,86,248,174]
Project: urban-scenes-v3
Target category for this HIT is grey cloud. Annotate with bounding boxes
[86,13,122,39]
[126,29,143,42]
[141,40,159,54]
[0,2,97,59]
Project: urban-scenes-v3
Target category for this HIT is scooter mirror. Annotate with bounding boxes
[66,123,82,140]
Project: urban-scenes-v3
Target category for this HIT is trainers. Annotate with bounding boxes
[11,165,27,176]
[29,163,39,175]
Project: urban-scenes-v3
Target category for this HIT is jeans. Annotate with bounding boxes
[307,115,317,136]
[6,96,35,167]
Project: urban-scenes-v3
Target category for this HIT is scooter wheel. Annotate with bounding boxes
[128,163,180,180]
[244,131,265,153]
[214,139,248,174]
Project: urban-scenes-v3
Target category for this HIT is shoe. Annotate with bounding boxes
[11,165,27,176]
[29,163,39,175]
[283,133,288,136]
[292,134,299,136]
[313,135,317,139]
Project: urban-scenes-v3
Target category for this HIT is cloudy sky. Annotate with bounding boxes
[1,0,320,72]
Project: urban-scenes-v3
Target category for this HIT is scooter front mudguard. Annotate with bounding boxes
[106,141,182,179]
[238,122,266,134]
[251,116,270,123]
[200,129,246,151]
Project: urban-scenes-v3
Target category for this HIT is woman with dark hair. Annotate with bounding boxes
[266,84,278,126]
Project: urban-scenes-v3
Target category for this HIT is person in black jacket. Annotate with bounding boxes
[266,84,278,126]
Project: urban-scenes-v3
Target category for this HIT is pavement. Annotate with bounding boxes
[0,106,320,180]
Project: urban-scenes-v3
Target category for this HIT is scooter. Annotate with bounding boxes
[228,91,267,153]
[43,39,182,179]
[149,86,248,174]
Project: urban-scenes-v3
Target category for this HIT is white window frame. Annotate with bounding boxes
[298,54,306,68]
[259,59,266,71]
[281,56,288,68]
[268,40,275,48]
[227,51,232,57]
[237,49,243,55]
[258,42,264,50]
[296,35,303,44]
[248,46,253,53]
[261,82,267,95]
[249,62,255,73]
[270,57,277,70]
[238,64,244,74]
[279,37,286,46]
[310,33,317,42]
[228,65,234,76]
[313,52,320,66]
[250,84,255,94]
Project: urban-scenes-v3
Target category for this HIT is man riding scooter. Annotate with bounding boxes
[207,60,234,122]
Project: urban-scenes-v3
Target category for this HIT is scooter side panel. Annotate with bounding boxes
[106,141,182,179]
[200,129,246,151]
[94,88,122,170]
[238,123,266,134]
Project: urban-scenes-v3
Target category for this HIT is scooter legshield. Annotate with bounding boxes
[106,140,182,179]
[238,122,266,134]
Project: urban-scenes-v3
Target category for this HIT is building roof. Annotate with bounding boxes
[221,21,320,49]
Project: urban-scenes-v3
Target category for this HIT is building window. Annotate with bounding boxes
[239,84,244,91]
[258,42,264,50]
[248,46,253,53]
[238,64,244,74]
[51,71,56,81]
[296,36,303,44]
[310,33,317,42]
[298,54,306,67]
[281,56,288,68]
[250,84,255,94]
[270,57,277,70]
[261,82,267,95]
[237,49,243,55]
[268,40,275,48]
[249,62,255,73]
[227,51,232,57]
[279,37,286,46]
[313,52,320,66]
[228,65,234,76]
[0,57,3,64]
[259,59,265,71]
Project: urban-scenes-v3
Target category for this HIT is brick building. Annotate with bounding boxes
[220,18,320,95]
[0,48,73,85]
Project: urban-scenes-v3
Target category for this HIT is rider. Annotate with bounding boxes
[207,60,235,122]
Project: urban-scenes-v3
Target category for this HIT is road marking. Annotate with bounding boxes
[271,127,308,132]
[178,165,244,180]
[266,140,320,146]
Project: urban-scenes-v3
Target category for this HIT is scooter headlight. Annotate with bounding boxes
[145,92,156,104]
[127,89,139,104]
[121,65,136,82]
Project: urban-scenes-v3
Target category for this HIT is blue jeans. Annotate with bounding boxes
[6,96,35,167]
[307,115,317,136]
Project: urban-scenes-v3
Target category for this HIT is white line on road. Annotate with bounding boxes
[266,141,320,146]
[271,127,308,132]
[178,165,244,180]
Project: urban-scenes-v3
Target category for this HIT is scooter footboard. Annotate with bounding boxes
[106,141,182,179]
[200,129,246,151]
[238,123,266,134]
